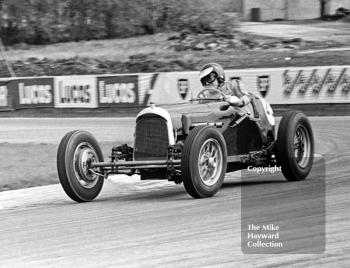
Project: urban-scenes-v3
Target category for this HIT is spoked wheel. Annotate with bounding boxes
[182,126,227,198]
[198,138,224,187]
[277,111,314,181]
[294,124,312,168]
[57,130,104,202]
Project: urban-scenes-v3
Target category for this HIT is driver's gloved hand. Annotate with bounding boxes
[225,95,243,106]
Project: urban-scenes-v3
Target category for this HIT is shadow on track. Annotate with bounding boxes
[222,179,286,188]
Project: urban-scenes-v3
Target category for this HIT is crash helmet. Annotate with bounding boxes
[199,63,225,87]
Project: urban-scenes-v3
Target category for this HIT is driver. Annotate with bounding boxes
[199,63,251,107]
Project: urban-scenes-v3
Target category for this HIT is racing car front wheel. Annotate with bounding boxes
[276,111,314,181]
[182,126,227,198]
[57,130,104,202]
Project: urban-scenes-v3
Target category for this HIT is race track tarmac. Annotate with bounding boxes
[0,117,349,267]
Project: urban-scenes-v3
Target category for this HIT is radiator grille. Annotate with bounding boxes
[134,115,169,160]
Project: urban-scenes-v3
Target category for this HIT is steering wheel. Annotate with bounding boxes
[196,88,226,101]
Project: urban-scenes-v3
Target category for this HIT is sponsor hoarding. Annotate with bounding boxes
[0,81,9,108]
[148,70,279,104]
[138,73,159,105]
[225,69,279,102]
[97,75,138,107]
[54,76,97,108]
[149,66,350,105]
[1,65,349,111]
[11,78,54,108]
[280,66,350,104]
[0,80,18,110]
[148,71,202,104]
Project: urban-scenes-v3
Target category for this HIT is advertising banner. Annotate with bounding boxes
[138,73,159,106]
[224,69,282,104]
[97,75,138,107]
[148,71,201,104]
[0,80,10,109]
[149,70,282,105]
[54,76,97,108]
[225,67,350,104]
[278,66,350,104]
[150,66,350,105]
[11,77,54,109]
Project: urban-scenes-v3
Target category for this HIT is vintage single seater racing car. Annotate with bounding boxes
[57,88,314,202]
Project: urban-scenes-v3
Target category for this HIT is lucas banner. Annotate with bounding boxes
[11,78,54,109]
[54,76,97,108]
[97,75,138,107]
[2,65,350,111]
[0,80,13,110]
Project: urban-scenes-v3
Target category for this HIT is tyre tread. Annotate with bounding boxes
[181,126,227,198]
[57,130,104,202]
[277,111,314,181]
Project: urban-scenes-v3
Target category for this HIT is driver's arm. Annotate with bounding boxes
[222,80,251,107]
[224,95,245,106]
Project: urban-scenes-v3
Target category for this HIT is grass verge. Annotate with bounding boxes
[0,141,124,192]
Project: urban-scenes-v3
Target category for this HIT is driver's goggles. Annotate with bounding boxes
[200,73,217,86]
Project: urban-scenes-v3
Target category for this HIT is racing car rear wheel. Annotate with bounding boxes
[276,111,314,181]
[182,126,227,198]
[57,130,104,202]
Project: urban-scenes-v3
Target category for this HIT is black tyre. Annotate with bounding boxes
[57,130,104,202]
[276,111,314,181]
[181,126,227,198]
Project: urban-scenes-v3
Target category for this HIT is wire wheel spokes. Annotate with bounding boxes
[198,138,223,186]
[293,125,311,168]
